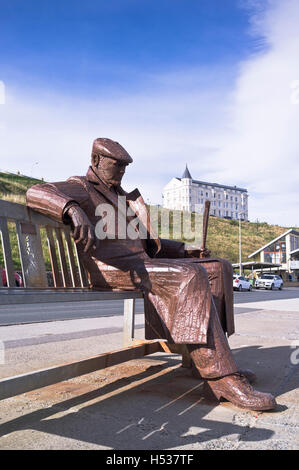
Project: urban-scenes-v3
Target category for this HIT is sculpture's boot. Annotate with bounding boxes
[204,373,276,411]
[191,364,256,384]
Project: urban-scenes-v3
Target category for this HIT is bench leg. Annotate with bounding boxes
[159,343,192,368]
[123,298,136,347]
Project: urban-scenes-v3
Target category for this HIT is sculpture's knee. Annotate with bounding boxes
[180,263,210,291]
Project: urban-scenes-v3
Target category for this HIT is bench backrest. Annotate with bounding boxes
[0,199,88,289]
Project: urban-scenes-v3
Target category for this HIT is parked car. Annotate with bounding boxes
[1,268,23,287]
[233,275,252,291]
[255,274,283,290]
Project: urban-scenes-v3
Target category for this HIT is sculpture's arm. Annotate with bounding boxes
[26,181,96,253]
[26,181,86,224]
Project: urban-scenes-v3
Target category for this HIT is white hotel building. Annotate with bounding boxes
[162,165,249,221]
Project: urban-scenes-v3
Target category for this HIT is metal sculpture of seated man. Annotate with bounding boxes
[26,138,276,411]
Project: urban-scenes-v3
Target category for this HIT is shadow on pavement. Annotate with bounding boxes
[0,343,297,449]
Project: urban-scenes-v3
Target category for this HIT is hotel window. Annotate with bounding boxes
[263,238,286,264]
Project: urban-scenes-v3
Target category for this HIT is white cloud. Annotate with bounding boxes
[212,0,299,226]
[0,66,232,201]
[0,0,298,227]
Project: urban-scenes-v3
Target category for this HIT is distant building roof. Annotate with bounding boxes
[181,165,192,179]
[177,176,247,193]
[248,229,299,258]
[232,261,282,270]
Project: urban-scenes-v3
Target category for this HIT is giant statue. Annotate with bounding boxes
[26,138,276,411]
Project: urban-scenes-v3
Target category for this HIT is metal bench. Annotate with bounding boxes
[0,199,190,400]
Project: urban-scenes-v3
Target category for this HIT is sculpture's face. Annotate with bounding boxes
[94,156,128,187]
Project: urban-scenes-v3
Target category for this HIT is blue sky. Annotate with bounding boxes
[0,0,299,226]
[0,0,254,95]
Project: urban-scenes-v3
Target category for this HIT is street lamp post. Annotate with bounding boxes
[238,211,245,276]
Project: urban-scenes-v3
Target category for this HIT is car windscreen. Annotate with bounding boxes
[260,275,274,279]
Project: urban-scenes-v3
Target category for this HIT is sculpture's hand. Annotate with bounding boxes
[185,245,211,259]
[67,205,97,253]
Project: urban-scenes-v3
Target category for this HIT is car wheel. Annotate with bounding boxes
[270,283,274,290]
[248,285,252,291]
[238,285,242,292]
[279,284,283,290]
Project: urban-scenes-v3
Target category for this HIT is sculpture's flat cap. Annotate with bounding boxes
[92,138,133,164]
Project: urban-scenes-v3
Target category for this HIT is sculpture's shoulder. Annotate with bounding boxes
[64,175,93,196]
[66,175,89,190]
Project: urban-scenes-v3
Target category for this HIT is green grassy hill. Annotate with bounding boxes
[0,171,296,268]
[0,171,44,204]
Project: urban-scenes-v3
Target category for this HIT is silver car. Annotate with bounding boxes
[255,274,283,290]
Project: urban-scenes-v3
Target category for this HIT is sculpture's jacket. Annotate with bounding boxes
[26,167,234,345]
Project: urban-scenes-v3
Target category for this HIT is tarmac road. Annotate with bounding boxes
[0,298,146,326]
[0,287,298,326]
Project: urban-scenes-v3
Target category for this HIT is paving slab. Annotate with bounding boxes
[0,290,298,450]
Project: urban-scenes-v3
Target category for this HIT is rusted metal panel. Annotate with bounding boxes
[0,341,164,401]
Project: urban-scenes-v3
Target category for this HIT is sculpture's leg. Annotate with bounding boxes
[186,299,238,379]
[187,300,276,410]
[180,257,235,336]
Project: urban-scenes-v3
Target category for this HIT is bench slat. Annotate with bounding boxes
[46,227,62,287]
[0,341,163,401]
[64,229,80,287]
[0,218,16,287]
[73,241,89,287]
[0,288,143,304]
[16,221,48,288]
[55,228,71,287]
